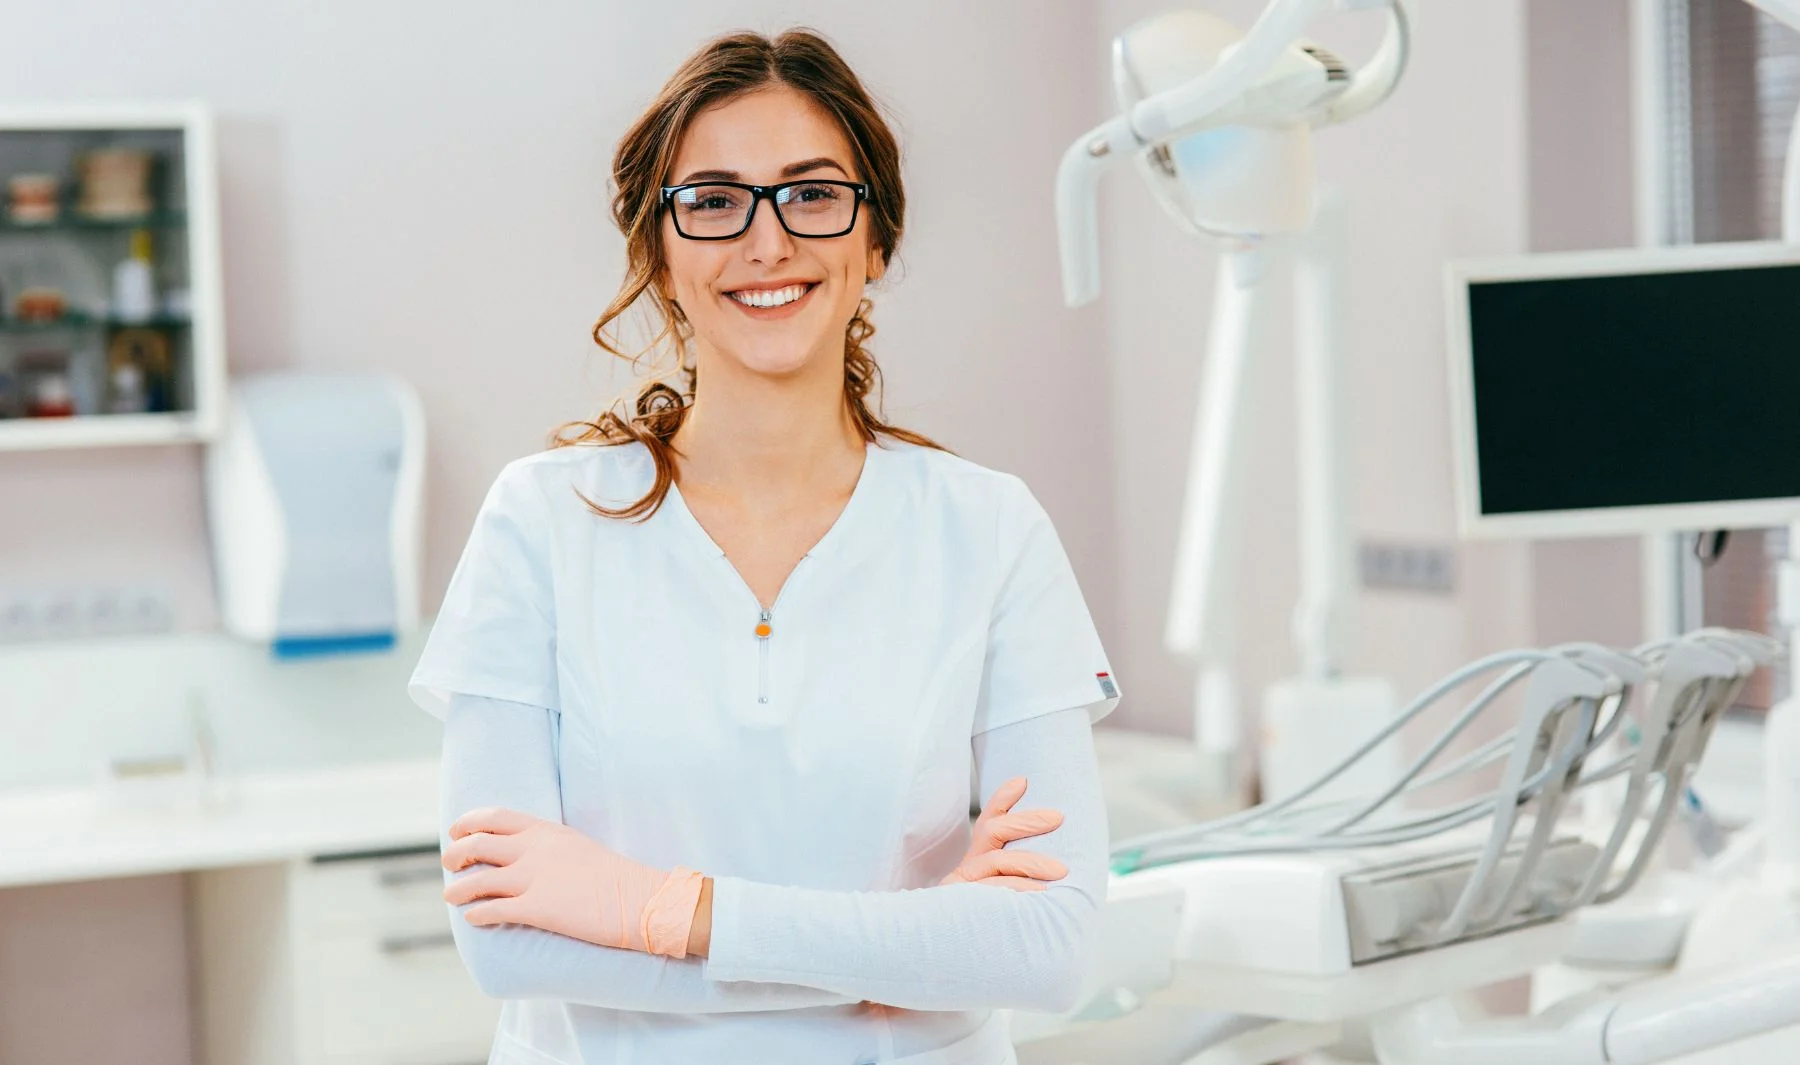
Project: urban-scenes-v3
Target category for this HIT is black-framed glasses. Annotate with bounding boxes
[660,179,870,240]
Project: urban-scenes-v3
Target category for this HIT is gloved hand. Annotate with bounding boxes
[441,807,706,957]
[939,776,1068,891]
[858,779,1069,1014]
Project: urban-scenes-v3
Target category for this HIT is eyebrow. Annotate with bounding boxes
[675,156,850,184]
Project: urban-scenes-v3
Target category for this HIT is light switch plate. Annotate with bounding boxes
[1358,541,1456,594]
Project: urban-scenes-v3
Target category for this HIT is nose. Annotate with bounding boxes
[742,194,795,266]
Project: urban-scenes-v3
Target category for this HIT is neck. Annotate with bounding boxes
[670,353,866,502]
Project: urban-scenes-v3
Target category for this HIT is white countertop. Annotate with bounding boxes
[2,757,441,889]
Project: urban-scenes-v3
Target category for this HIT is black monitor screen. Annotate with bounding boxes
[1467,262,1800,516]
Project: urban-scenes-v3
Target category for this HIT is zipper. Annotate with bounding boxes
[756,607,773,704]
[740,556,813,706]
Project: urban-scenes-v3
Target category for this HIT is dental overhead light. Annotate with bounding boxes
[1058,0,1410,305]
[1055,0,1413,801]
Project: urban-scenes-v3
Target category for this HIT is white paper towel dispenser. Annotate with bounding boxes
[204,371,425,657]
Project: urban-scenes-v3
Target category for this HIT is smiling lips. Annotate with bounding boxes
[726,282,817,308]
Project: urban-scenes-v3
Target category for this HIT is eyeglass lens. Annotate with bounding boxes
[670,183,857,238]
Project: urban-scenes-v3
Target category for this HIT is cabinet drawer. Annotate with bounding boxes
[305,928,500,1063]
[297,848,449,936]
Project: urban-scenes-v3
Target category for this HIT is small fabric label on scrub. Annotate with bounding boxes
[1096,672,1118,699]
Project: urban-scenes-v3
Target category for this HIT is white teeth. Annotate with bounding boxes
[729,284,810,308]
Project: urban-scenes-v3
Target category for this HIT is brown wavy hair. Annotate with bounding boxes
[554,28,947,520]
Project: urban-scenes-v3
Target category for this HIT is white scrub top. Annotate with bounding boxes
[410,437,1119,1065]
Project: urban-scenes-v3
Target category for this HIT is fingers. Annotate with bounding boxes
[463,895,530,926]
[938,870,1051,891]
[954,849,1068,884]
[448,806,542,841]
[975,876,1049,893]
[440,830,527,873]
[977,778,1028,822]
[972,807,1064,852]
[443,864,529,907]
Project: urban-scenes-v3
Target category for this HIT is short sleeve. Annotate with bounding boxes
[971,476,1120,735]
[408,461,560,719]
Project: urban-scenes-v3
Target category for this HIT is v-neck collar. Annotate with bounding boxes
[660,439,886,563]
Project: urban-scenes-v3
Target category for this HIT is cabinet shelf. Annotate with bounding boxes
[0,409,213,451]
[0,312,190,333]
[0,209,186,233]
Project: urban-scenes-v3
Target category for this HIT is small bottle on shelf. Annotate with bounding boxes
[112,228,157,324]
[105,360,149,414]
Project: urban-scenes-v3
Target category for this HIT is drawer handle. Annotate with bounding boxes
[378,931,458,955]
[377,865,446,888]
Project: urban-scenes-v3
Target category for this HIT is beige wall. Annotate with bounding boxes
[0,875,191,1065]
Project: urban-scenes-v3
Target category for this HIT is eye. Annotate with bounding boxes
[675,186,748,214]
[790,183,841,203]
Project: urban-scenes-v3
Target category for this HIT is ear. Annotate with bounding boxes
[865,245,887,284]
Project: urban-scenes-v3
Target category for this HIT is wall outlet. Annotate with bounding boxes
[0,583,175,644]
[0,594,35,643]
[1359,540,1457,594]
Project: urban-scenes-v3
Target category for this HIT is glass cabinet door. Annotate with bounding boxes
[0,105,224,450]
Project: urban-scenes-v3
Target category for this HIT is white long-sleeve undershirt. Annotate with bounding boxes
[438,692,1108,1015]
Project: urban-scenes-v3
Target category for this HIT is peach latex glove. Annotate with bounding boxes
[442,807,704,957]
[939,776,1068,890]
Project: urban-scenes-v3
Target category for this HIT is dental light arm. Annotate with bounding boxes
[1319,0,1411,121]
[1125,0,1330,143]
[1134,0,1410,138]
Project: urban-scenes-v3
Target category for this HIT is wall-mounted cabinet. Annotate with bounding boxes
[0,103,225,451]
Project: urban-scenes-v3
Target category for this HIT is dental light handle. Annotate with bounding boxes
[1056,115,1135,307]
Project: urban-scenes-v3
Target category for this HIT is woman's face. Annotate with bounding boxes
[661,85,885,383]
